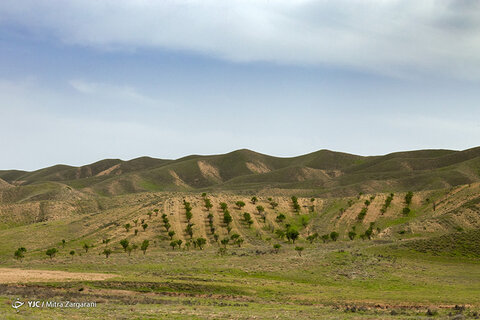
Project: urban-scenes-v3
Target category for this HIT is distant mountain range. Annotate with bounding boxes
[1,147,480,197]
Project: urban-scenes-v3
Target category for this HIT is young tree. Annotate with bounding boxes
[61,239,66,248]
[46,248,58,259]
[196,237,207,250]
[204,198,213,211]
[176,239,183,249]
[168,230,176,240]
[103,238,111,246]
[321,234,329,243]
[185,223,194,239]
[270,201,278,209]
[134,229,139,236]
[170,241,177,250]
[120,239,129,252]
[201,192,207,198]
[405,191,413,206]
[235,237,244,247]
[221,238,229,248]
[251,196,258,204]
[147,211,153,219]
[275,213,286,223]
[126,245,133,256]
[103,248,112,258]
[83,243,90,253]
[185,210,193,222]
[164,222,171,232]
[223,210,232,226]
[153,209,159,216]
[14,247,27,260]
[124,223,131,232]
[330,231,339,241]
[306,232,318,244]
[235,201,246,210]
[256,205,265,215]
[142,223,148,231]
[295,246,304,256]
[273,243,281,254]
[141,240,149,255]
[402,207,411,215]
[133,219,138,226]
[69,250,75,258]
[348,231,356,240]
[286,227,299,243]
[213,234,219,243]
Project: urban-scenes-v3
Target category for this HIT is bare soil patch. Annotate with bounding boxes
[0,268,115,284]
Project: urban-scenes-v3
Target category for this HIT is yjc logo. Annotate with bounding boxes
[11,298,24,312]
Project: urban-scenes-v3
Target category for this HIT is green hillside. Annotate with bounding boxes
[1,147,480,197]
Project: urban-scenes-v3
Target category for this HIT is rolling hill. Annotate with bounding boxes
[1,147,480,197]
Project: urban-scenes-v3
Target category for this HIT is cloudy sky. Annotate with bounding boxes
[1,0,480,170]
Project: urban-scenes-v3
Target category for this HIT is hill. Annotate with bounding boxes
[1,147,480,197]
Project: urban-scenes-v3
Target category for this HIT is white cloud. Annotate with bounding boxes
[1,0,480,79]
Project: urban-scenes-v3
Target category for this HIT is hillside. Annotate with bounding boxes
[1,147,480,197]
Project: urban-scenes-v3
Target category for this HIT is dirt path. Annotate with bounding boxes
[0,268,115,283]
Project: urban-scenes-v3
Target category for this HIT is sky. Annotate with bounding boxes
[1,0,480,171]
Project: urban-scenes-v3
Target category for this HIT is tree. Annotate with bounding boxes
[120,239,129,252]
[220,202,228,212]
[251,196,258,204]
[147,211,153,219]
[61,239,66,248]
[134,229,139,236]
[14,247,26,260]
[69,250,75,258]
[295,246,304,256]
[321,234,329,243]
[126,245,133,256]
[103,238,111,246]
[306,233,318,244]
[286,227,299,243]
[235,201,246,210]
[83,243,90,253]
[275,213,286,223]
[273,244,281,254]
[348,231,356,240]
[364,200,371,207]
[164,222,171,232]
[213,234,219,243]
[270,201,278,209]
[176,239,183,249]
[141,240,149,255]
[202,192,207,198]
[153,209,159,216]
[204,198,213,211]
[133,219,138,226]
[185,223,194,239]
[168,230,176,240]
[185,210,193,222]
[402,207,411,215]
[221,238,229,248]
[364,228,373,240]
[142,223,148,231]
[196,237,207,250]
[124,223,131,232]
[223,210,232,226]
[357,207,368,221]
[103,248,112,258]
[170,241,177,250]
[46,248,58,259]
[405,191,413,206]
[235,238,244,247]
[256,205,265,215]
[330,231,339,241]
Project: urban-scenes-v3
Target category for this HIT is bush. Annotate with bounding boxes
[235,201,245,209]
[273,243,281,253]
[402,207,411,215]
[251,196,258,204]
[120,239,129,252]
[348,231,356,240]
[46,248,58,259]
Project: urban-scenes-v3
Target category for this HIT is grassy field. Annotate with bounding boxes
[0,186,479,319]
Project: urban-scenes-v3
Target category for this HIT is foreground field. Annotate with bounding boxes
[0,188,479,319]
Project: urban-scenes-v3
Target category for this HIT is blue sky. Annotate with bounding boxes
[1,0,480,170]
